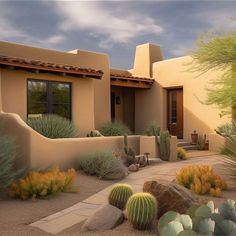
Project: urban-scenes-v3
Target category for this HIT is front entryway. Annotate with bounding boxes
[167,88,183,139]
[110,86,135,132]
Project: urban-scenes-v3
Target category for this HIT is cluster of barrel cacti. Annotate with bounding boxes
[158,199,236,236]
[108,184,133,210]
[108,184,158,230]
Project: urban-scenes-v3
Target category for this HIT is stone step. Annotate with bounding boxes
[182,145,198,151]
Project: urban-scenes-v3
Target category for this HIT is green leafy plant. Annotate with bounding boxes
[177,147,188,160]
[108,183,133,210]
[0,133,23,191]
[123,135,136,166]
[27,114,78,139]
[158,200,236,236]
[157,131,171,161]
[99,121,131,136]
[78,151,127,180]
[146,122,160,136]
[126,192,157,230]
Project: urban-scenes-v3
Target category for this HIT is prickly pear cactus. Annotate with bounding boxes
[108,183,133,210]
[219,199,236,223]
[126,192,157,230]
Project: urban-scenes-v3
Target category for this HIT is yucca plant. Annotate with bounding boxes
[0,133,22,191]
[99,121,131,136]
[27,114,78,139]
[221,136,236,182]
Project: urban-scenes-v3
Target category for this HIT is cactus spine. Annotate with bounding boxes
[156,131,171,161]
[108,184,133,210]
[126,192,157,230]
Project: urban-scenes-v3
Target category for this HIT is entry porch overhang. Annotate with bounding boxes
[110,73,154,89]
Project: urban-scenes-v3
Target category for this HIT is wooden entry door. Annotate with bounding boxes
[167,89,183,139]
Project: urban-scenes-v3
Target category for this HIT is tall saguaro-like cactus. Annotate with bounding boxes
[156,131,171,161]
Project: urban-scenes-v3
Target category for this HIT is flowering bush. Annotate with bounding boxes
[9,167,78,200]
[176,165,227,197]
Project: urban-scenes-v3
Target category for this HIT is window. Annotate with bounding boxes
[27,79,71,119]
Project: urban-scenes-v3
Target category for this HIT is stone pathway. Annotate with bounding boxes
[30,154,223,235]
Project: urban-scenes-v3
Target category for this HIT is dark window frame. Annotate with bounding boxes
[27,78,72,119]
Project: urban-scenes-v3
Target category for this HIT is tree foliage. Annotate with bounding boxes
[191,29,236,118]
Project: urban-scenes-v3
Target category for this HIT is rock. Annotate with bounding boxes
[143,179,200,217]
[128,164,139,172]
[83,204,124,231]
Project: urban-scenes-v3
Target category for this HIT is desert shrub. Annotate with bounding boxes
[27,114,78,139]
[0,134,23,191]
[78,151,127,180]
[176,165,227,197]
[99,121,131,136]
[177,147,188,160]
[9,167,77,200]
[146,122,160,136]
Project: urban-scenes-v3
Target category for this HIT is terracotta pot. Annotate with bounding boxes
[191,131,198,145]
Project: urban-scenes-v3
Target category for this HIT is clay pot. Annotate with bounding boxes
[191,131,198,145]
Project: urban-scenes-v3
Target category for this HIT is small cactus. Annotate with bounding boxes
[123,135,136,166]
[126,192,157,230]
[157,131,171,161]
[108,183,133,210]
[214,219,236,236]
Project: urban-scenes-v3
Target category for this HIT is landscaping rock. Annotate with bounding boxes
[128,164,139,172]
[143,179,200,217]
[83,204,124,231]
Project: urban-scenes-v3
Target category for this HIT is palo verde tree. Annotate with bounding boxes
[191,27,236,120]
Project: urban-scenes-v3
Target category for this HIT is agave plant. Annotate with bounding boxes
[0,133,23,191]
[220,135,236,182]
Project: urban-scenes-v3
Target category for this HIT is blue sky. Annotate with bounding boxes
[0,1,235,69]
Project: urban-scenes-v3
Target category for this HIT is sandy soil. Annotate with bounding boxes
[0,172,117,236]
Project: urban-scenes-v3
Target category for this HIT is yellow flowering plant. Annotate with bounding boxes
[176,165,227,197]
[9,167,78,200]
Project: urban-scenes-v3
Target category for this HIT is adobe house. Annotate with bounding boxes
[0,41,230,142]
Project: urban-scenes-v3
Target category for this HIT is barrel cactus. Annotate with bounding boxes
[126,192,157,230]
[108,183,133,210]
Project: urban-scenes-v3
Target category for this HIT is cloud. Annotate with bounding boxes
[50,0,163,48]
[0,2,65,48]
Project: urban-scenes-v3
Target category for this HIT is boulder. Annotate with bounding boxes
[83,204,124,231]
[128,164,139,172]
[143,179,200,217]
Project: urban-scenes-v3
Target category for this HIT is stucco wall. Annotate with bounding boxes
[1,69,95,136]
[153,56,230,141]
[0,41,111,134]
[0,112,140,169]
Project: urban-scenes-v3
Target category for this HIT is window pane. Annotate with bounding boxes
[52,104,70,119]
[28,81,47,103]
[52,82,70,104]
[28,103,47,118]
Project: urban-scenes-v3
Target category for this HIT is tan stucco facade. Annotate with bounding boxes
[0,40,230,143]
